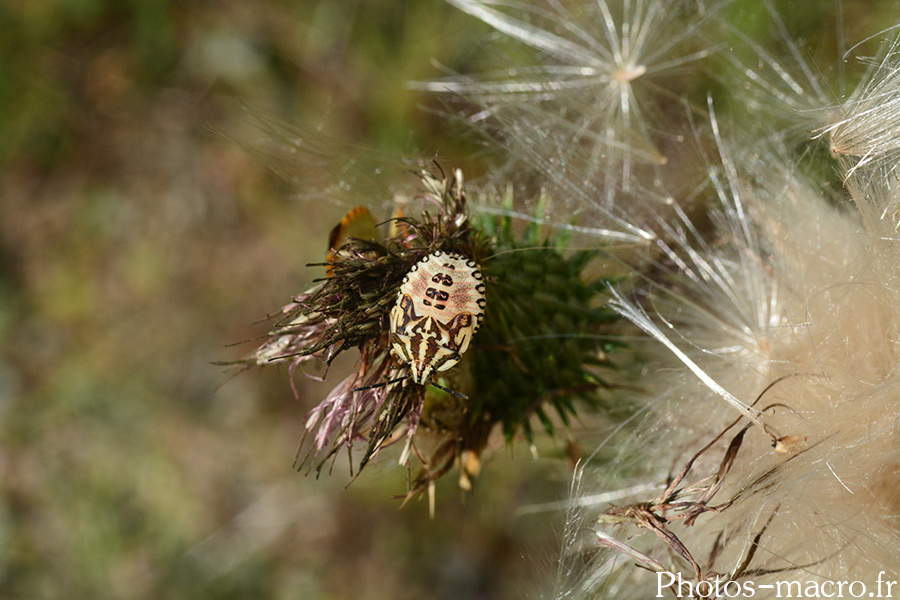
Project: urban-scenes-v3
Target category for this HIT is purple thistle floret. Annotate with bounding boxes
[244,288,426,472]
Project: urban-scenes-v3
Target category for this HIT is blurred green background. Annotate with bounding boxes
[1,0,897,599]
[0,1,569,598]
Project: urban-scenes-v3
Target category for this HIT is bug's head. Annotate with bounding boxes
[409,356,438,386]
[409,345,462,386]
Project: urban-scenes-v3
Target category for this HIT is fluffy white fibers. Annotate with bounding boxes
[555,33,900,600]
[429,1,900,597]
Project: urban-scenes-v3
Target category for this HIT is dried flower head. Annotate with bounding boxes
[230,166,623,500]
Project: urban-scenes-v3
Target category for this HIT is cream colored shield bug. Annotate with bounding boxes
[356,250,485,399]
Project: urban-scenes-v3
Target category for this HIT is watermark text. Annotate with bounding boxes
[657,570,897,598]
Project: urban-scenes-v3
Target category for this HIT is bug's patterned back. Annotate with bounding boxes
[389,251,486,385]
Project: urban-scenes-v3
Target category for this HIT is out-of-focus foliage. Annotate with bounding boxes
[0,1,552,598]
[1,0,897,599]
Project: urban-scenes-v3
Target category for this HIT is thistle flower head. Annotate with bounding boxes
[232,166,624,499]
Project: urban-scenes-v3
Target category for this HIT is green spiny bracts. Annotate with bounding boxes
[472,206,621,445]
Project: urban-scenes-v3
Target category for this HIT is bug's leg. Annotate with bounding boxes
[353,375,409,392]
[427,381,469,400]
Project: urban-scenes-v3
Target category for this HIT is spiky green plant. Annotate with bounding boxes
[470,195,623,444]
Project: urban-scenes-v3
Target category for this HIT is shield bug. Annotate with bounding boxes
[357,250,486,398]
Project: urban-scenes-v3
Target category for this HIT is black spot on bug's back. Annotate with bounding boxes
[425,288,450,302]
[432,273,453,286]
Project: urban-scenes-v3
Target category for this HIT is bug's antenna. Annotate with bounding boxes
[427,381,469,400]
[353,376,409,392]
